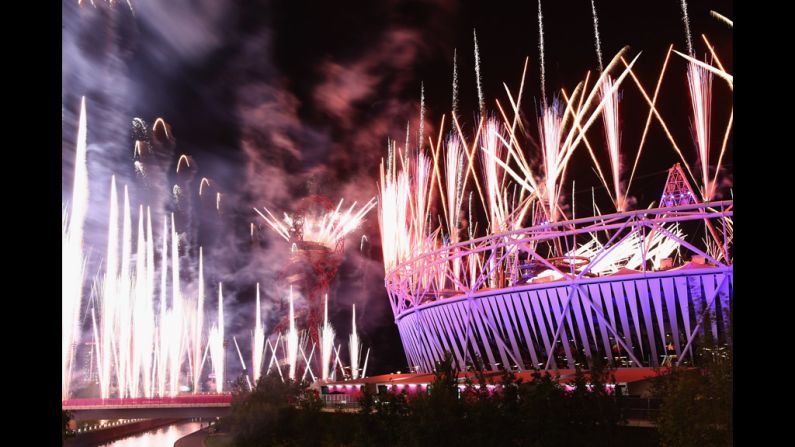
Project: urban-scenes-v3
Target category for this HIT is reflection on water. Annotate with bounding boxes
[98,421,203,447]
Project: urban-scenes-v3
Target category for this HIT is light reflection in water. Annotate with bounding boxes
[98,421,203,447]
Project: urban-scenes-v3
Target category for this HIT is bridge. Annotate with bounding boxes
[62,394,233,420]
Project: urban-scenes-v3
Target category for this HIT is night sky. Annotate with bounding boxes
[62,0,732,378]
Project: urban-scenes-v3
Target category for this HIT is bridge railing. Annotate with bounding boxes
[63,394,233,408]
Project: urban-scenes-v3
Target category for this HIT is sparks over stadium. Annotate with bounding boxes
[375,0,732,375]
[61,0,731,412]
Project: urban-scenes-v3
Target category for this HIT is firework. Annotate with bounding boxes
[208,283,225,393]
[687,61,714,199]
[473,29,485,114]
[320,294,336,381]
[255,198,376,250]
[287,287,298,381]
[62,97,89,399]
[193,247,205,394]
[252,283,265,384]
[349,304,361,380]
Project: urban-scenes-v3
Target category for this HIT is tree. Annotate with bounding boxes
[652,307,732,446]
[62,409,75,443]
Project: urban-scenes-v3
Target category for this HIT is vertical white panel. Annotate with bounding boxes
[528,291,555,366]
[587,283,614,364]
[479,299,512,369]
[495,296,525,369]
[611,282,635,353]
[701,274,719,340]
[674,277,692,342]
[661,278,681,355]
[470,301,499,369]
[510,293,540,367]
[634,279,659,366]
[648,278,668,356]
[599,283,618,332]
[546,288,576,368]
[569,287,594,361]
[552,287,578,347]
[451,301,485,365]
[622,281,644,358]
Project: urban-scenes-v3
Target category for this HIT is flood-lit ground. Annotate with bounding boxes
[98,421,202,447]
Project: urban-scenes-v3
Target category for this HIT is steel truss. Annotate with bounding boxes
[386,201,733,372]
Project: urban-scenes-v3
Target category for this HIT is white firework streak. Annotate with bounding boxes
[599,76,623,210]
[168,213,183,397]
[62,97,88,400]
[99,176,119,399]
[590,0,604,72]
[481,118,508,233]
[256,198,376,249]
[287,287,298,381]
[687,62,713,200]
[445,135,465,284]
[419,82,425,150]
[193,247,205,393]
[349,304,361,380]
[452,48,459,118]
[539,103,563,222]
[144,208,156,397]
[473,29,485,114]
[680,0,694,55]
[233,336,247,370]
[157,216,168,397]
[537,0,547,108]
[320,294,335,381]
[252,283,265,384]
[209,283,225,393]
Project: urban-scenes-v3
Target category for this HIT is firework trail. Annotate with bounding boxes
[79,0,134,12]
[600,77,623,210]
[287,287,298,381]
[117,186,132,397]
[680,0,694,55]
[445,134,464,242]
[539,101,563,221]
[130,206,145,397]
[153,118,170,139]
[192,247,205,393]
[481,118,507,232]
[252,283,265,384]
[590,0,624,210]
[473,29,485,114]
[537,0,548,108]
[255,199,376,249]
[674,50,732,88]
[233,336,247,371]
[320,294,335,381]
[349,304,361,380]
[157,216,168,397]
[168,213,182,397]
[100,176,119,399]
[711,11,733,28]
[209,283,225,393]
[62,97,89,400]
[144,207,155,397]
[452,48,459,119]
[687,62,713,199]
[419,82,425,150]
[199,177,210,196]
[590,0,604,72]
[362,348,371,378]
[378,161,411,272]
[176,154,191,173]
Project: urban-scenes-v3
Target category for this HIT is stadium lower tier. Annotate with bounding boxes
[394,266,732,372]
